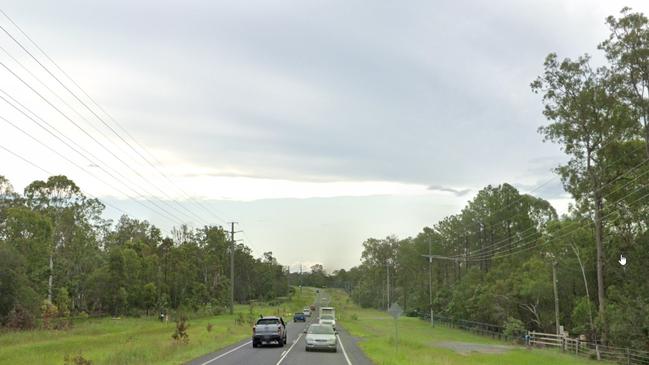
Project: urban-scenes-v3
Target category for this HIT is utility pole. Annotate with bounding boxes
[299,264,303,293]
[229,222,238,315]
[428,237,433,326]
[386,262,391,311]
[552,260,560,336]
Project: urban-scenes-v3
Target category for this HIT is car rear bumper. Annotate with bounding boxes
[253,334,283,343]
[306,342,337,351]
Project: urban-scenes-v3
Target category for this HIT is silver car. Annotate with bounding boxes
[305,324,337,352]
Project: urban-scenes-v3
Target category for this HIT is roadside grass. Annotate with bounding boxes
[0,287,316,365]
[329,289,606,365]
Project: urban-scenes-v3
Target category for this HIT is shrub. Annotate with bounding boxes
[63,352,92,365]
[41,300,59,330]
[172,316,189,344]
[235,312,245,326]
[503,316,526,340]
[207,323,213,332]
[54,288,71,318]
[351,313,359,321]
[6,304,36,330]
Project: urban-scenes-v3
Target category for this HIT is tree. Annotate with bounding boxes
[532,53,635,342]
[601,7,649,157]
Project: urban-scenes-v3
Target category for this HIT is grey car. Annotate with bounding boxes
[304,324,337,352]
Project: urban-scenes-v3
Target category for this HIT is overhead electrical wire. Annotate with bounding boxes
[0,87,201,226]
[0,113,188,226]
[0,11,231,226]
[451,145,649,259]
[0,56,210,225]
[0,143,129,216]
[461,173,649,262]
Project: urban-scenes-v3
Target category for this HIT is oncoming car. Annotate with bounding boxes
[293,312,306,322]
[305,324,337,352]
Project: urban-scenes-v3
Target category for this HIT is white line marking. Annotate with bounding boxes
[337,334,353,365]
[275,333,303,365]
[198,340,252,365]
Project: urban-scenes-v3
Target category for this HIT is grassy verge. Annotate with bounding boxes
[329,289,605,365]
[0,287,316,365]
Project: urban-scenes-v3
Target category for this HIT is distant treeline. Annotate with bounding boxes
[0,175,288,330]
[327,7,649,351]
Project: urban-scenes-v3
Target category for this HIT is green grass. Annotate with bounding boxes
[329,289,605,365]
[0,288,316,365]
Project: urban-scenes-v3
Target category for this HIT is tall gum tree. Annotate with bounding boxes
[532,53,636,343]
[600,7,649,158]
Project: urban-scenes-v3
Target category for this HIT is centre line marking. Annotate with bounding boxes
[198,340,252,365]
[276,333,303,365]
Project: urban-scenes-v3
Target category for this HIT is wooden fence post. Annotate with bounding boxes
[626,348,630,365]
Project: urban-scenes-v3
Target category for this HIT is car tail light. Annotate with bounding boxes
[252,326,256,334]
[277,326,282,333]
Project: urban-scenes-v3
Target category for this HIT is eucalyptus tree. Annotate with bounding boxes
[601,7,649,157]
[532,53,636,342]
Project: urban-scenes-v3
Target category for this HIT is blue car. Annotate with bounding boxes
[293,312,306,322]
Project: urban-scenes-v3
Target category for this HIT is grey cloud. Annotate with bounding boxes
[4,0,648,189]
[427,185,471,197]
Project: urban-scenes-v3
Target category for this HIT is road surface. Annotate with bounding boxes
[186,291,373,365]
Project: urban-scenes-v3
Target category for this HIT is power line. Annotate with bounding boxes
[0,113,189,226]
[452,146,649,259]
[440,154,649,262]
[463,180,649,262]
[0,91,198,225]
[0,59,211,225]
[0,11,231,225]
[0,25,210,224]
[0,143,130,216]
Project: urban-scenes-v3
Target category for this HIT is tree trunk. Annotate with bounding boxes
[644,120,649,159]
[552,261,560,336]
[48,254,53,302]
[594,191,607,344]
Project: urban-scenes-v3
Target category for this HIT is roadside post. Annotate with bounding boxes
[388,303,403,353]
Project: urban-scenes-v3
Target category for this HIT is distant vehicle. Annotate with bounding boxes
[316,289,320,293]
[319,306,335,320]
[293,312,306,322]
[319,314,336,330]
[303,308,311,317]
[252,316,287,347]
[305,324,337,352]
[309,304,316,311]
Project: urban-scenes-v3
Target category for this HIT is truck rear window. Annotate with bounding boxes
[257,318,280,325]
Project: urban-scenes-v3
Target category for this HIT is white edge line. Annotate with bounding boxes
[199,340,252,365]
[337,334,353,365]
[275,333,303,365]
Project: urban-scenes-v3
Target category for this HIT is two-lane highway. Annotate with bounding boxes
[186,290,373,365]
[187,318,372,365]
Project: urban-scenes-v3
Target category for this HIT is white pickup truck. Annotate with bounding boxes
[318,307,336,330]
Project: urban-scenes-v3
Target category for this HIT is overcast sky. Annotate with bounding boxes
[1,0,647,270]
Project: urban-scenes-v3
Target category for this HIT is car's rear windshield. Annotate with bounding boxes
[308,325,334,334]
[257,318,280,325]
[321,315,334,320]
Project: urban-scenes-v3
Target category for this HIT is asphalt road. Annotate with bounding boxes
[186,291,373,365]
